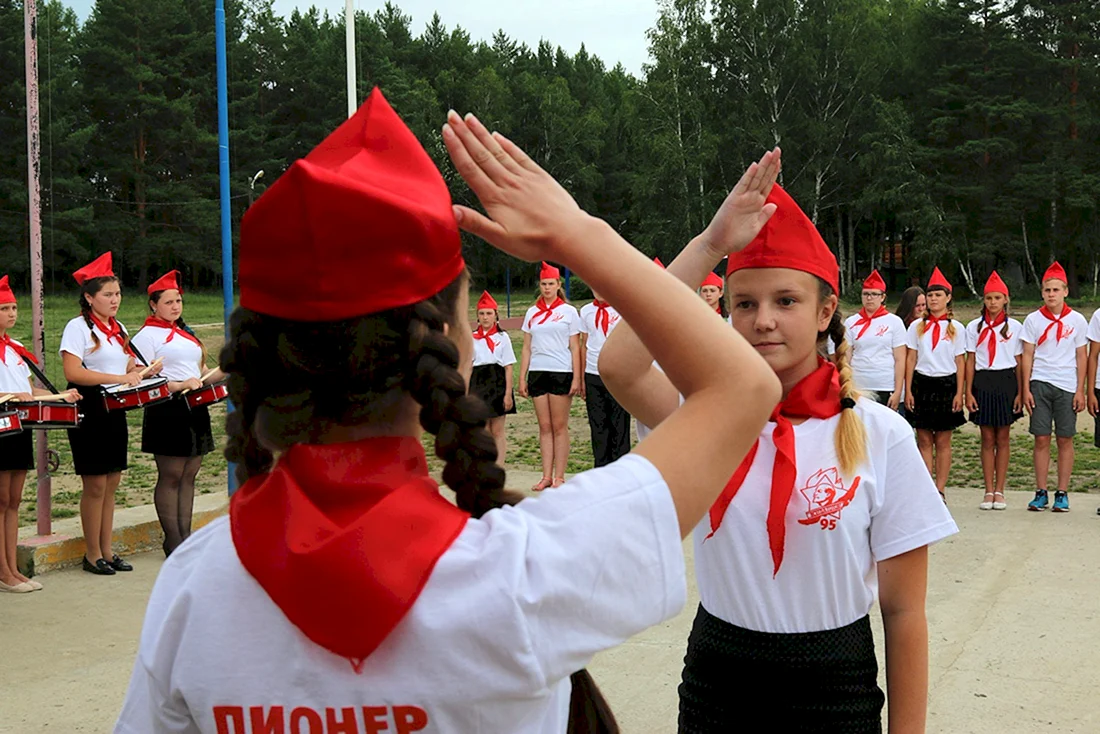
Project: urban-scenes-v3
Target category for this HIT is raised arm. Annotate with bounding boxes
[443,113,781,537]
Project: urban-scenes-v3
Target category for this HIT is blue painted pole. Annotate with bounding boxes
[564,267,571,300]
[506,265,511,318]
[215,0,237,495]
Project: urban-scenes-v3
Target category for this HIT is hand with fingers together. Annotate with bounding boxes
[441,111,588,263]
[697,147,783,260]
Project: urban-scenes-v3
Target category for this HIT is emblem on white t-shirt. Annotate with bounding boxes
[798,468,862,531]
[875,325,889,337]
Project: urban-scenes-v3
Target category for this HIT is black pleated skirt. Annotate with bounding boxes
[906,372,966,432]
[470,364,516,417]
[970,368,1022,427]
[142,396,215,458]
[679,605,884,733]
[0,427,33,471]
[66,383,128,476]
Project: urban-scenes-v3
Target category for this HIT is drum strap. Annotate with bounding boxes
[23,355,59,394]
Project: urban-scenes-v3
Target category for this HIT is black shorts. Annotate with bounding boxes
[142,396,215,458]
[527,370,573,397]
[0,427,34,471]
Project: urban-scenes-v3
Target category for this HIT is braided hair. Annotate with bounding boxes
[916,286,957,341]
[78,275,126,353]
[980,304,1012,340]
[819,279,868,477]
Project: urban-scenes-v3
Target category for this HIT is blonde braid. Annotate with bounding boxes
[825,309,868,477]
[946,304,957,340]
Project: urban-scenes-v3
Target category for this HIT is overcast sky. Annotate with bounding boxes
[64,0,658,77]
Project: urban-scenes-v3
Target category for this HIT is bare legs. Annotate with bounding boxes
[532,393,573,486]
[0,471,31,585]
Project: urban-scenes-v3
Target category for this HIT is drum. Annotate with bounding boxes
[184,381,229,409]
[0,410,24,436]
[103,378,171,412]
[10,401,81,429]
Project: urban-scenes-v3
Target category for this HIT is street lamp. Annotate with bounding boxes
[247,169,264,207]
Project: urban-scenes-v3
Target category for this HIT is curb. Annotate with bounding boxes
[16,493,229,577]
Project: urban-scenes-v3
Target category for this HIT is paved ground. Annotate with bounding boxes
[1,486,1098,733]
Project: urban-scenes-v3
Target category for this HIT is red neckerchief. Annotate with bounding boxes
[593,300,611,335]
[528,297,565,328]
[924,312,949,350]
[473,324,500,353]
[1036,305,1073,346]
[853,306,889,339]
[143,316,203,349]
[230,436,469,665]
[0,334,37,365]
[976,311,1007,365]
[88,314,136,357]
[706,359,843,576]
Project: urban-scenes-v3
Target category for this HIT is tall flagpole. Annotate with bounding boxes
[215,0,236,494]
[25,0,51,536]
[345,0,357,117]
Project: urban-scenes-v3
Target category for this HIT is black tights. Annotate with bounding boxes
[154,455,202,556]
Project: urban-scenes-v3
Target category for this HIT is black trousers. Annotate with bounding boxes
[584,373,631,467]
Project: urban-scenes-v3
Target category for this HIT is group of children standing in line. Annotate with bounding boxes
[840,261,1099,516]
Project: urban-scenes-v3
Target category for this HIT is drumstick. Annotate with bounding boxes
[137,358,163,379]
[34,393,76,402]
[0,394,13,405]
[181,369,219,396]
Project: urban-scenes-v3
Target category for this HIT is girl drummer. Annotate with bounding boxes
[115,91,779,733]
[0,275,78,593]
[904,268,967,501]
[601,180,957,733]
[61,252,155,576]
[469,290,516,465]
[131,270,223,556]
[519,262,582,490]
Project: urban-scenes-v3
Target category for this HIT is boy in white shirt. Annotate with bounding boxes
[1020,262,1088,512]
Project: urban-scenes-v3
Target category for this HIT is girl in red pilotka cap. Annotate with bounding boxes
[964,272,1023,511]
[699,270,729,320]
[470,290,516,465]
[520,261,582,490]
[61,252,160,576]
[0,275,79,593]
[114,89,780,734]
[601,175,957,733]
[904,267,967,502]
[844,270,907,409]
[131,270,226,556]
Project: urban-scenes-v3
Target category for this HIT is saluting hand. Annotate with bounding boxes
[697,148,782,260]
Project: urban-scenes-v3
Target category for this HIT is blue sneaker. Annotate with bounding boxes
[1052,491,1070,513]
[1027,490,1049,511]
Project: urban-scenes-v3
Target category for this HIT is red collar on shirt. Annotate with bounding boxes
[528,297,565,328]
[1036,305,1072,346]
[230,436,469,665]
[976,311,1007,364]
[706,359,847,576]
[853,306,889,339]
[0,334,37,365]
[142,316,204,349]
[472,324,500,352]
[88,314,136,357]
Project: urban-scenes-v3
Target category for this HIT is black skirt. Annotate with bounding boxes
[142,395,215,458]
[906,372,966,432]
[970,368,1022,427]
[679,605,884,733]
[67,383,128,476]
[470,364,516,418]
[0,427,33,471]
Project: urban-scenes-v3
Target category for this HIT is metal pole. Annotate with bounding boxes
[215,0,237,494]
[25,0,51,537]
[564,267,571,300]
[345,0,356,118]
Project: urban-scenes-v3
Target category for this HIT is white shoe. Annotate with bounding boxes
[980,493,994,511]
[0,580,35,593]
[992,492,1007,511]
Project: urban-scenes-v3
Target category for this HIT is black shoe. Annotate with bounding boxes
[83,556,116,575]
[107,554,133,572]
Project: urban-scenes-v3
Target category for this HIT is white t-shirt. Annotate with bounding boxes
[471,330,517,369]
[59,316,132,382]
[0,337,33,394]
[964,316,1024,372]
[130,325,203,382]
[579,303,622,376]
[693,400,958,634]
[1021,308,1088,393]
[905,318,966,377]
[521,302,581,374]
[1088,310,1100,389]
[842,312,907,391]
[114,454,685,734]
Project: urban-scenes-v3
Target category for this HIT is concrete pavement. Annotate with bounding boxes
[1,487,1097,733]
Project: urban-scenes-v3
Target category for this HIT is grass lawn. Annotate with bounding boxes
[11,289,1100,528]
